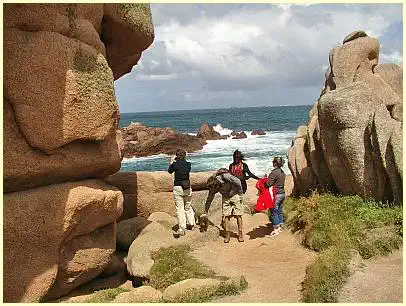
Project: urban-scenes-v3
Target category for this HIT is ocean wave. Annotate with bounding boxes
[122,153,169,162]
[213,123,233,136]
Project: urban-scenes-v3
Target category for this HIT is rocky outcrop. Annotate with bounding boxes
[251,130,266,135]
[232,131,248,139]
[288,31,402,203]
[113,286,163,303]
[4,180,124,302]
[197,123,227,140]
[126,212,220,278]
[121,122,207,158]
[3,3,154,302]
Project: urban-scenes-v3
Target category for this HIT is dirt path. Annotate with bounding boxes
[192,213,316,303]
[338,249,403,303]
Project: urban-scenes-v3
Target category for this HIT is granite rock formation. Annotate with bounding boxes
[3,3,154,302]
[288,31,402,203]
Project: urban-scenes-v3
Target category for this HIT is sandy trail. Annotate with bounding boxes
[338,249,403,303]
[192,213,316,302]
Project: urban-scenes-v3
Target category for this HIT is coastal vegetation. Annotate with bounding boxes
[84,288,130,303]
[285,193,403,302]
[148,244,248,302]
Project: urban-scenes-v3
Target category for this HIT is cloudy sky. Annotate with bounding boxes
[114,3,403,113]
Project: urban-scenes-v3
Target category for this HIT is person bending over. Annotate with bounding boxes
[204,168,245,243]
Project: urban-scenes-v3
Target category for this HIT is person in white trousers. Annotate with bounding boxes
[168,148,195,237]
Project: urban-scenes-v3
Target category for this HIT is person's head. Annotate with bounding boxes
[175,148,186,160]
[206,168,228,188]
[233,150,245,163]
[272,156,285,168]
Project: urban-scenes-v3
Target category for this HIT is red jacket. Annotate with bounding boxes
[255,177,276,212]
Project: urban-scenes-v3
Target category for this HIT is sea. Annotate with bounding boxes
[120,105,313,176]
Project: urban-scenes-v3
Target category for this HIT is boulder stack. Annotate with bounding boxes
[288,31,402,203]
[3,3,154,302]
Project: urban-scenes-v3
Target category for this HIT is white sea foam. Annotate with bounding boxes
[213,123,233,136]
[122,153,169,163]
[121,127,295,174]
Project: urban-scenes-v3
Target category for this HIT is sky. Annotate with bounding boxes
[114,3,403,113]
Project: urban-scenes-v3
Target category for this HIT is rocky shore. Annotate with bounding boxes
[121,122,267,158]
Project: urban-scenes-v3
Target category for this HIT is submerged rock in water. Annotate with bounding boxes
[232,131,248,139]
[251,129,266,135]
[197,122,228,140]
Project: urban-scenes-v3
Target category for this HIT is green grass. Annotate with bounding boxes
[170,277,248,303]
[148,244,217,290]
[147,245,248,302]
[83,287,130,303]
[285,193,402,302]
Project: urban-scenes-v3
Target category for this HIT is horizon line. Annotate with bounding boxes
[120,104,314,114]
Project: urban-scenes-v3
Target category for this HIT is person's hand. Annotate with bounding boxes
[168,155,176,164]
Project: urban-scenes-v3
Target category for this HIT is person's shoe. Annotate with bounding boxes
[238,231,244,242]
[266,230,280,238]
[224,232,230,243]
[186,224,195,231]
[199,214,209,232]
[175,228,186,237]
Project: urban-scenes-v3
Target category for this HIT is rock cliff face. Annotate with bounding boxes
[3,4,154,302]
[288,31,402,203]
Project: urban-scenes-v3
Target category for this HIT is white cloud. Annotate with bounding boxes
[133,3,402,93]
[381,50,403,65]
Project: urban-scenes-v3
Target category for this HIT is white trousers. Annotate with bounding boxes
[173,186,195,230]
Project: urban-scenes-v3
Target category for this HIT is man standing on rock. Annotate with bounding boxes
[168,148,195,237]
[204,168,245,243]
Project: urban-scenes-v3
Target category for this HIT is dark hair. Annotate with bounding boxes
[233,150,245,163]
[176,148,186,159]
[273,156,285,168]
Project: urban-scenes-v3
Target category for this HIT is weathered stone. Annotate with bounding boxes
[251,129,266,135]
[197,123,227,140]
[113,286,162,303]
[288,31,402,203]
[117,216,152,250]
[162,278,220,302]
[331,36,379,87]
[126,220,219,278]
[232,131,248,139]
[100,254,126,277]
[4,28,119,153]
[103,4,154,79]
[374,64,403,98]
[3,3,155,303]
[4,99,122,193]
[106,171,259,219]
[44,223,117,300]
[343,30,368,44]
[4,180,123,302]
[121,122,206,158]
